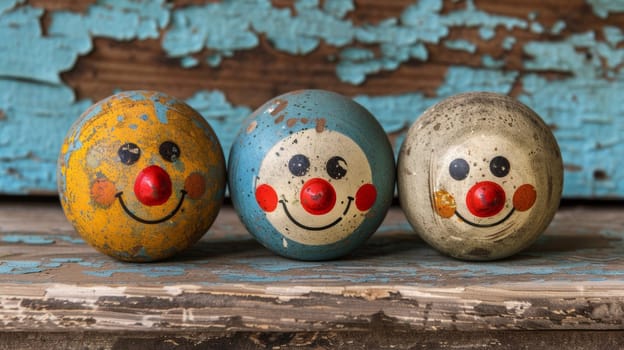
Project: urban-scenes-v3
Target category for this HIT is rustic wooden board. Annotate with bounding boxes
[2,330,624,350]
[0,0,623,197]
[1,200,623,334]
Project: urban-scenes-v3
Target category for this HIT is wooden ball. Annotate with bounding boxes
[398,92,563,260]
[229,90,395,260]
[58,91,226,262]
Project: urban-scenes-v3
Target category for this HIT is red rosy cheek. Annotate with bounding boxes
[513,184,537,211]
[355,183,377,211]
[255,184,278,212]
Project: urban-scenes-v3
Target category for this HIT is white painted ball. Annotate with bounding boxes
[398,92,563,260]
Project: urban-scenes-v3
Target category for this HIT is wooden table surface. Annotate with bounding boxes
[0,200,623,349]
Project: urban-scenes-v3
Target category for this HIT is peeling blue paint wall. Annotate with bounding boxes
[0,0,622,197]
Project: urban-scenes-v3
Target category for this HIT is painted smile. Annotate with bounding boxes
[279,196,354,231]
[454,208,515,228]
[115,190,187,224]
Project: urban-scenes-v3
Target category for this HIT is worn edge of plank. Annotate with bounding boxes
[1,281,623,332]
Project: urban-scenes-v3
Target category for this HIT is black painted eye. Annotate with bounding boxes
[490,156,510,177]
[159,141,180,162]
[449,158,469,181]
[326,156,347,180]
[288,154,310,176]
[118,143,140,165]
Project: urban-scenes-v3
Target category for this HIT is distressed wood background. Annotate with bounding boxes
[0,0,623,197]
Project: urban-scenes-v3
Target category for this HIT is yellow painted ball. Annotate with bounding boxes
[57,91,226,262]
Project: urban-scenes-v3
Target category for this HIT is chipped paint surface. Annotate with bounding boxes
[1,205,623,284]
[228,90,395,260]
[58,91,226,262]
[1,234,83,245]
[0,1,622,197]
[397,92,563,260]
[587,0,624,18]
[444,39,477,53]
[1,205,624,332]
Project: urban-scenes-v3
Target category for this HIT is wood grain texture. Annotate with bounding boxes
[0,0,623,197]
[48,0,622,106]
[1,202,623,334]
[2,330,624,350]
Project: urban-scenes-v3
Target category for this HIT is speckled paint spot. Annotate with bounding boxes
[246,120,257,133]
[270,99,288,116]
[315,118,326,132]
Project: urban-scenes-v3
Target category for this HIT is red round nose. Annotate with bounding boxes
[466,181,506,218]
[134,165,172,206]
[300,178,336,215]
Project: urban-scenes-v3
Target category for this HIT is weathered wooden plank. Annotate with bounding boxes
[0,1,623,197]
[2,330,624,350]
[1,201,623,333]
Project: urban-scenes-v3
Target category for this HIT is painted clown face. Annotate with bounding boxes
[433,135,537,229]
[398,92,563,261]
[255,129,377,245]
[229,89,395,261]
[58,91,226,262]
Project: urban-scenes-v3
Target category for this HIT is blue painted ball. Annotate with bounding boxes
[228,90,395,260]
